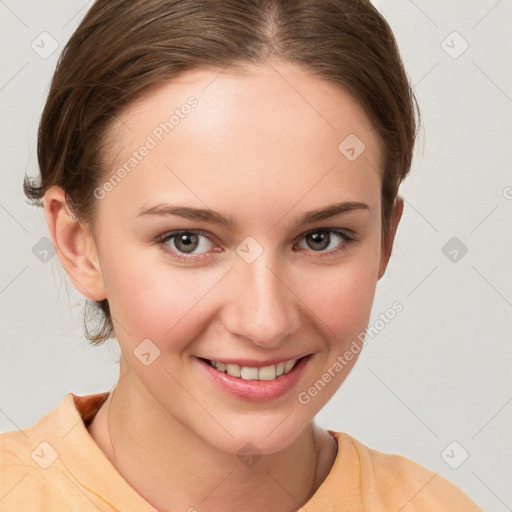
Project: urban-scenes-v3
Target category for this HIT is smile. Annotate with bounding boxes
[196,354,312,402]
[207,358,299,381]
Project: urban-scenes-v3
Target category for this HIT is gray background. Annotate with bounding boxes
[1,1,511,509]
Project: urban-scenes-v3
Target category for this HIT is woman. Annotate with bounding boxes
[0,0,482,510]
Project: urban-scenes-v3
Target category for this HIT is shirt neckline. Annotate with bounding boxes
[49,391,362,511]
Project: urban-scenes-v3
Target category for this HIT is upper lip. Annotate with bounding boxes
[197,354,312,368]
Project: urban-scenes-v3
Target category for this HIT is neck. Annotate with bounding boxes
[87,366,336,512]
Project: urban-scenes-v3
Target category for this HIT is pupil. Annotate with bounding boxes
[177,233,197,253]
[309,232,328,250]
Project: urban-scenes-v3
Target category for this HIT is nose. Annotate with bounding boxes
[222,253,302,348]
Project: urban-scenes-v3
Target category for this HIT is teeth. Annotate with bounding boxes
[209,357,300,380]
[225,363,241,377]
[258,365,276,381]
[240,367,259,380]
[284,359,297,373]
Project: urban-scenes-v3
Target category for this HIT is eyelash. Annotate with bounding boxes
[154,228,358,264]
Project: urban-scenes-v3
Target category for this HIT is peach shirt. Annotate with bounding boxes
[0,392,482,511]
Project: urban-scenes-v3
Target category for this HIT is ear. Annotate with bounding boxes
[43,186,107,301]
[378,195,404,280]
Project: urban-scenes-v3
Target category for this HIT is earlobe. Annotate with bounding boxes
[43,186,107,301]
[378,196,404,280]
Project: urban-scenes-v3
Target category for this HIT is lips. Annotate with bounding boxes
[195,354,312,402]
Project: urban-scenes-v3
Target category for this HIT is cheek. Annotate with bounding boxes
[101,245,225,350]
[298,253,380,341]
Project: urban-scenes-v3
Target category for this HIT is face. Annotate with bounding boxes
[84,59,391,454]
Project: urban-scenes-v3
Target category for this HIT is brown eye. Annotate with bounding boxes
[174,233,200,253]
[305,231,331,251]
[293,228,357,259]
[300,229,351,253]
[156,230,216,261]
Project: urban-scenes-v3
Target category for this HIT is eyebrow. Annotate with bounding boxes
[136,201,369,228]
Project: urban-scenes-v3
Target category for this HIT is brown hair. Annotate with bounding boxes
[24,0,420,345]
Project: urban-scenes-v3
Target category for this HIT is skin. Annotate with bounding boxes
[44,58,403,512]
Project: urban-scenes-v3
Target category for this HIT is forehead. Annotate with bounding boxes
[109,59,381,151]
[100,60,383,222]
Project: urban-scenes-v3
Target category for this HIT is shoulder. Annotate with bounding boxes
[0,430,72,510]
[334,432,482,511]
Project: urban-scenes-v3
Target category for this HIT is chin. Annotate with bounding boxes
[194,415,314,457]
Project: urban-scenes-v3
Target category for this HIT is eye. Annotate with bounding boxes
[155,230,218,262]
[154,228,357,263]
[295,228,356,257]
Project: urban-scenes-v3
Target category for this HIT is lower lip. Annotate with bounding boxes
[195,355,312,402]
